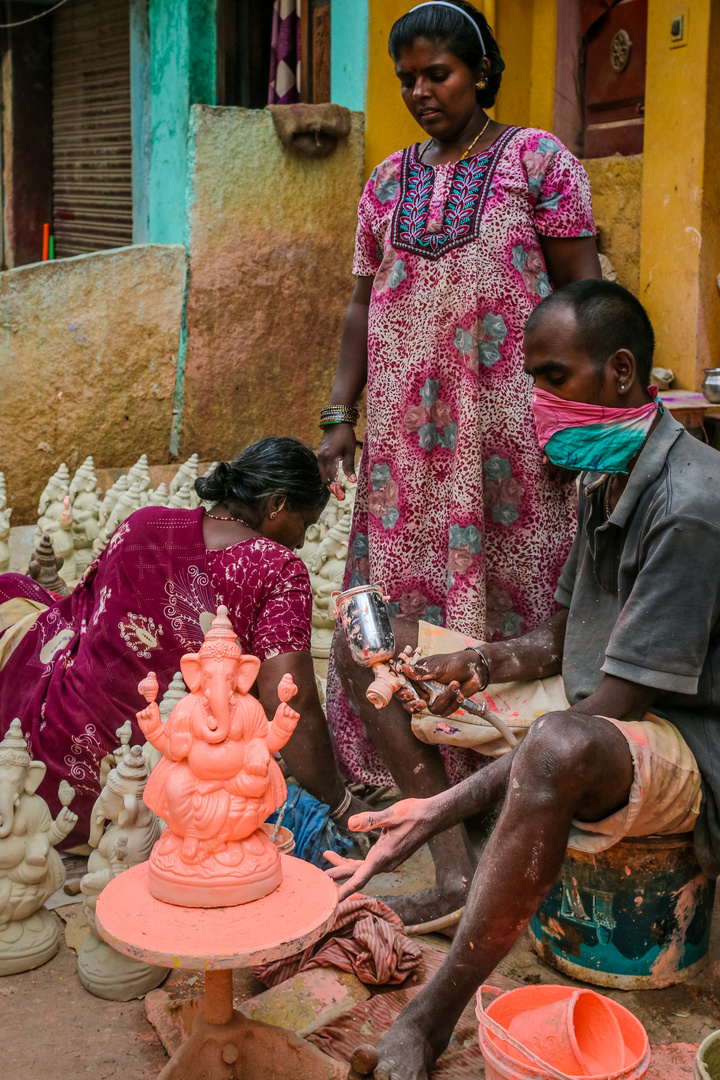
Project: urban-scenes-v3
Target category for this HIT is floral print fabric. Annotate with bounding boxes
[0,507,311,845]
[327,128,595,785]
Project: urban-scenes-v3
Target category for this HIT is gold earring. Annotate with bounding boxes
[476,77,487,89]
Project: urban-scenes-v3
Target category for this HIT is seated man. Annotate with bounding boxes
[327,279,720,1080]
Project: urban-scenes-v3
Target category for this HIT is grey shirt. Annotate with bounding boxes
[556,408,720,875]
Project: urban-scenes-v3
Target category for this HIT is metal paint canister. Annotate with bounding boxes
[529,834,715,989]
[333,583,395,668]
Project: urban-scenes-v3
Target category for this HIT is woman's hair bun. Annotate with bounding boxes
[195,461,232,502]
[193,437,330,517]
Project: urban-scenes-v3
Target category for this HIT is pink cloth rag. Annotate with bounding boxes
[252,893,422,987]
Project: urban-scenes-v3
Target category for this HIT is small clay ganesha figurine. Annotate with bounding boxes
[137,606,300,907]
[0,719,77,975]
[78,744,167,1000]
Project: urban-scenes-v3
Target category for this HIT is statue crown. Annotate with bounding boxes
[0,718,31,768]
[198,606,242,661]
[106,744,149,794]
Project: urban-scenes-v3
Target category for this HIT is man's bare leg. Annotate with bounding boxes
[333,618,481,924]
[364,711,634,1080]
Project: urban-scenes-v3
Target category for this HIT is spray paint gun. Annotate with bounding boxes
[333,583,517,748]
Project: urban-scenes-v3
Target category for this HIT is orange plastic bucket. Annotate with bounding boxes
[476,984,650,1080]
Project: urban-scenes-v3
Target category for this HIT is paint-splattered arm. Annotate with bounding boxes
[415,609,569,709]
[325,754,516,900]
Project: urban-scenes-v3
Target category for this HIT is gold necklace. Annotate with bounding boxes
[460,115,491,160]
[419,115,491,163]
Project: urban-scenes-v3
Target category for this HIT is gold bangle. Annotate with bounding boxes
[320,405,359,428]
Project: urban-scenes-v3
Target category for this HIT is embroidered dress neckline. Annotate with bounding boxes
[392,126,521,261]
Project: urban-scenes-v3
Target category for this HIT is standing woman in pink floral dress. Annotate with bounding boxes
[320,2,601,829]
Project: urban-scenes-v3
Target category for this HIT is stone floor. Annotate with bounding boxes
[3,837,719,1079]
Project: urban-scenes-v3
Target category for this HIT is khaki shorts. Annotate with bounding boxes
[413,620,702,854]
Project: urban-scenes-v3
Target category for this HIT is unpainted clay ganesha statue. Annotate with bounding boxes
[0,720,77,975]
[136,606,300,907]
[78,744,167,1000]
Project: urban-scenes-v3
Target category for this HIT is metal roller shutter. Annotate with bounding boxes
[52,0,132,257]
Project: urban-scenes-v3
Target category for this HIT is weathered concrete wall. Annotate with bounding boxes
[0,244,187,522]
[180,106,365,460]
[582,154,643,296]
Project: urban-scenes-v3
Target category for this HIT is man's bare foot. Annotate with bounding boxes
[353,1003,453,1079]
[377,875,470,928]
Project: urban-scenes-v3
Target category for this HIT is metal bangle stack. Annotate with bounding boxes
[320,405,359,429]
[329,787,352,821]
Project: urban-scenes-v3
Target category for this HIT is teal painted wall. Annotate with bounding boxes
[147,0,217,246]
[331,0,369,111]
[189,0,217,103]
[130,0,151,243]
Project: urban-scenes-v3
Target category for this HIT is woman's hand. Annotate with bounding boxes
[318,423,358,492]
[324,797,440,900]
[318,277,372,493]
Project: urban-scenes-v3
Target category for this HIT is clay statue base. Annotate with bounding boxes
[78,934,168,1002]
[157,979,345,1080]
[148,827,282,908]
[97,858,339,1079]
[0,908,61,976]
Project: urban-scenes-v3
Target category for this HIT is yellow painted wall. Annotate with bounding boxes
[365,0,428,176]
[527,0,557,130]
[493,0,533,125]
[697,5,720,378]
[365,0,558,177]
[362,0,720,389]
[640,0,719,388]
[582,154,643,295]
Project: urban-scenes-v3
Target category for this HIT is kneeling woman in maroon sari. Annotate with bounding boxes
[0,437,358,847]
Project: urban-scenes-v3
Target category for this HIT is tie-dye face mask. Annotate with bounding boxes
[531,386,661,474]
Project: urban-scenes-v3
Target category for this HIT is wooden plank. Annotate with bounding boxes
[312,5,331,104]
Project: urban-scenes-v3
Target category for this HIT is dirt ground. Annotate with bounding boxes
[2,839,719,1079]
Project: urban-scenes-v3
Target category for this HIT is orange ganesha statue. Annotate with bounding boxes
[136,605,300,907]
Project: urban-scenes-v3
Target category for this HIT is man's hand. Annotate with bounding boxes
[324,797,439,901]
[394,650,483,716]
